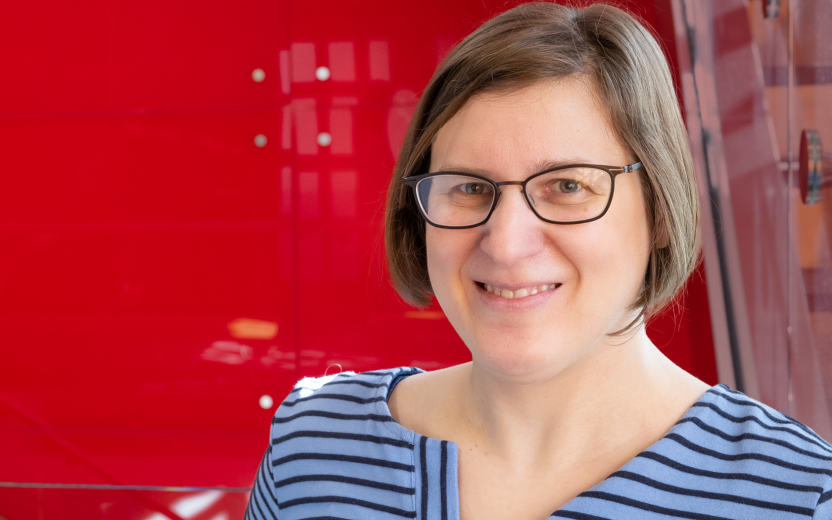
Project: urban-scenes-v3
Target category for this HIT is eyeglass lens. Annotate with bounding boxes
[415,167,613,227]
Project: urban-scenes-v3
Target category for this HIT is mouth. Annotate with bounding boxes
[475,281,562,300]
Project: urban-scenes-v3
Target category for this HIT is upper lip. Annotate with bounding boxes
[474,280,561,290]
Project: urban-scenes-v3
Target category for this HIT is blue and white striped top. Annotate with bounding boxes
[245,366,832,519]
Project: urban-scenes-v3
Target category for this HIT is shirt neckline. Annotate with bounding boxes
[375,366,720,518]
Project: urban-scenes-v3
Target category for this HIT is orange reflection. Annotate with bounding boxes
[227,318,278,340]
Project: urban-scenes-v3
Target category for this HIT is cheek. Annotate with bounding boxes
[425,227,474,297]
[424,227,444,287]
[570,180,652,306]
[609,183,652,295]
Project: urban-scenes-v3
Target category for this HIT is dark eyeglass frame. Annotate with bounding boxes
[402,161,643,229]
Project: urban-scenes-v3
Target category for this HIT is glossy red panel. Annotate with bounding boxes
[0,113,289,223]
[286,0,683,106]
[0,229,295,487]
[646,263,719,385]
[0,487,248,520]
[289,102,470,373]
[0,111,296,487]
[287,0,491,106]
[0,0,290,114]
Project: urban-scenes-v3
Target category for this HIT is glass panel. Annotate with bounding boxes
[790,0,832,425]
[675,0,832,436]
[747,0,832,432]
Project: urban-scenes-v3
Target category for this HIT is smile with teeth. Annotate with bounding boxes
[482,283,561,300]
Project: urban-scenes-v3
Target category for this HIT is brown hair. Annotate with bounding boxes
[384,1,698,332]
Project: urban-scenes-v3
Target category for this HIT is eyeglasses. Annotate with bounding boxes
[403,162,642,229]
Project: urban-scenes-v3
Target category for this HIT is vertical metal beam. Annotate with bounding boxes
[670,0,760,397]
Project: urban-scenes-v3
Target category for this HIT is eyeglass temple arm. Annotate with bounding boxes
[610,161,643,175]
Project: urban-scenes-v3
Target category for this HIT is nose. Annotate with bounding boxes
[479,185,546,266]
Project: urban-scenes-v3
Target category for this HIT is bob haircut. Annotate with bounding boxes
[384,2,699,332]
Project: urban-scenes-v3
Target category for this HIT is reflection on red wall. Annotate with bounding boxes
[0,0,715,517]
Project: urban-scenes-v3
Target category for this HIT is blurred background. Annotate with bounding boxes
[0,0,829,518]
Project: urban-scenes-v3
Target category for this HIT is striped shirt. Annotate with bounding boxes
[245,366,832,519]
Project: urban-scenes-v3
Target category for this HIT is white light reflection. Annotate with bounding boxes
[330,170,357,218]
[281,106,292,150]
[294,98,318,155]
[330,97,357,155]
[315,66,330,81]
[387,89,418,159]
[295,372,356,398]
[279,50,291,94]
[171,490,224,519]
[290,42,315,82]
[299,171,320,218]
[259,394,274,409]
[281,167,292,215]
[260,346,296,370]
[369,40,390,81]
[317,132,332,147]
[328,42,355,81]
[201,341,253,365]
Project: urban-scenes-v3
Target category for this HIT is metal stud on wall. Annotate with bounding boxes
[801,129,822,205]
[763,0,781,18]
[799,129,830,205]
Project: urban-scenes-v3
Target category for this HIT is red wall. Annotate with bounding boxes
[0,1,715,518]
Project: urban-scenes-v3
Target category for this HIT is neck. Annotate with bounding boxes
[453,327,693,466]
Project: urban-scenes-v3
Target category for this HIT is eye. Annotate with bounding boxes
[558,180,582,193]
[462,183,488,195]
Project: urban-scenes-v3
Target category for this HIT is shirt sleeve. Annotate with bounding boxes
[244,445,280,520]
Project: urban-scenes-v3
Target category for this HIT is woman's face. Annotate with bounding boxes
[426,77,652,383]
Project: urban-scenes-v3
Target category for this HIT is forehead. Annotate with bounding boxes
[430,77,628,177]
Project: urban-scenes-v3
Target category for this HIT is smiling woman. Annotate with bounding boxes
[245,3,832,520]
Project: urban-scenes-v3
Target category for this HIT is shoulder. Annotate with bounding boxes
[684,384,832,459]
[664,384,832,512]
[563,385,832,518]
[270,366,422,440]
[264,367,424,517]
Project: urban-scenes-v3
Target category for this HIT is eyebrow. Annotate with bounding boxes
[432,157,598,177]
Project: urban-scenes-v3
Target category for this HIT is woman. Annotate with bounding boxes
[246,3,832,519]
